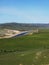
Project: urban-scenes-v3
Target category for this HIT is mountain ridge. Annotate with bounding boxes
[0,22,49,30]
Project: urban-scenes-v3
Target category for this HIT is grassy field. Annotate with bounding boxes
[0,29,49,65]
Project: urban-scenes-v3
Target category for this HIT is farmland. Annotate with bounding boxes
[0,29,49,65]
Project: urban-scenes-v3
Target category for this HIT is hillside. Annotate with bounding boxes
[0,29,49,65]
[0,23,49,30]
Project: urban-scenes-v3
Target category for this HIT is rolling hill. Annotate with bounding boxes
[0,23,49,30]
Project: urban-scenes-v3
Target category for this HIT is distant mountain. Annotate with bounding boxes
[0,23,49,30]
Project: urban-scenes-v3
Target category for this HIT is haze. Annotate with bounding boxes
[0,0,49,23]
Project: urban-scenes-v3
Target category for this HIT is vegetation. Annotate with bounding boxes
[0,29,49,65]
[0,23,49,30]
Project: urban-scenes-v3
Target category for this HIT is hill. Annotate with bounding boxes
[0,23,49,30]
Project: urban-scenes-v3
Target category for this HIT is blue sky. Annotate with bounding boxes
[0,0,49,23]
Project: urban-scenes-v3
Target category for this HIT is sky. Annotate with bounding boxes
[0,0,49,23]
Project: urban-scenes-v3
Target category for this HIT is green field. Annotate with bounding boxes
[0,29,49,65]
